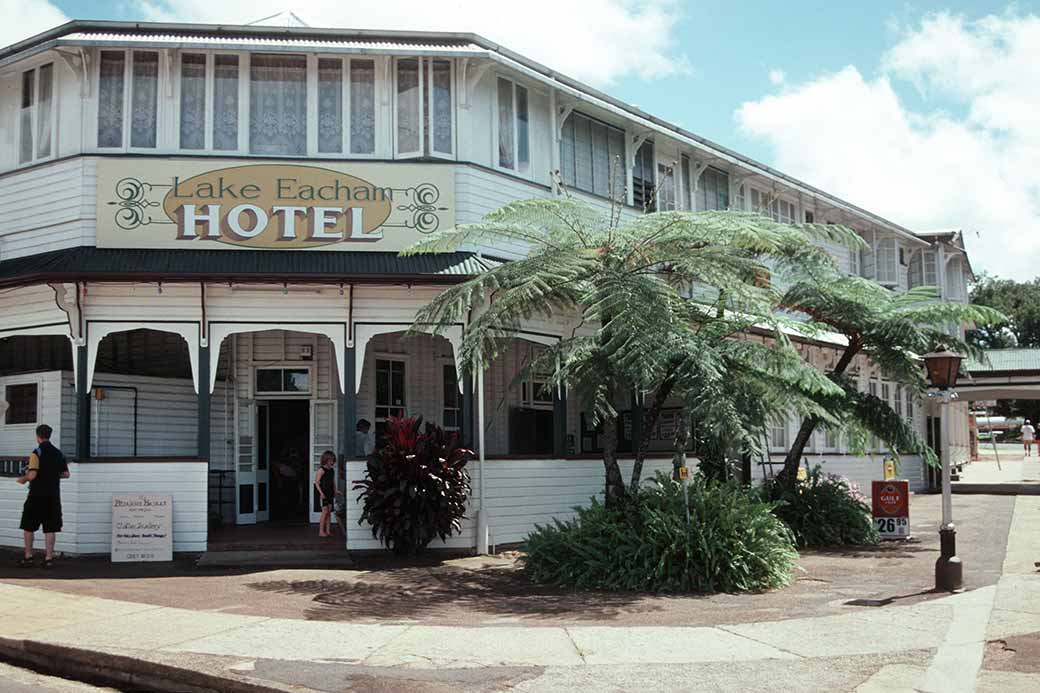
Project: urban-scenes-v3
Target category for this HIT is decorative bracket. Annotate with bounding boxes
[50,282,82,343]
[55,48,90,98]
[460,58,493,110]
[556,102,575,136]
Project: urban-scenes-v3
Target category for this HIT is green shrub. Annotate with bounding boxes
[763,466,879,548]
[353,416,472,554]
[523,473,798,593]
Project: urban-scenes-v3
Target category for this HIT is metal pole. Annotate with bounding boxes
[936,388,962,591]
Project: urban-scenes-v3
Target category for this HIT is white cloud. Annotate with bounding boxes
[736,11,1040,281]
[768,69,785,86]
[0,0,68,49]
[133,0,690,87]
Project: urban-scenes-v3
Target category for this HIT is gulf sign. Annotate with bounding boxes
[96,159,454,252]
[871,480,910,539]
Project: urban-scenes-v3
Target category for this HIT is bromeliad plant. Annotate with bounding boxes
[353,416,473,555]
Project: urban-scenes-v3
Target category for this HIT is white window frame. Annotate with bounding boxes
[252,365,313,398]
[175,51,212,151]
[17,61,57,167]
[342,55,380,159]
[769,417,789,453]
[494,75,530,176]
[876,237,899,286]
[426,58,456,160]
[520,374,554,410]
[440,359,461,431]
[2,379,41,428]
[656,161,677,211]
[392,57,423,159]
[94,48,165,152]
[374,356,408,422]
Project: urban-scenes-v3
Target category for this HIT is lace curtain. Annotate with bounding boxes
[36,64,53,159]
[179,54,206,149]
[19,70,33,164]
[318,58,343,153]
[497,78,514,169]
[250,55,307,156]
[430,60,452,155]
[350,60,375,154]
[131,52,158,148]
[396,59,420,154]
[97,51,125,148]
[213,56,239,150]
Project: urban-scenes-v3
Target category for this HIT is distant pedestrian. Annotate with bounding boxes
[314,450,338,538]
[1022,420,1035,457]
[16,424,69,568]
[355,419,375,458]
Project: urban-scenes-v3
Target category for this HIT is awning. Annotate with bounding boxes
[0,247,495,287]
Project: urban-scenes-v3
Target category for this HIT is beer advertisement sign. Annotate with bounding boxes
[96,159,454,251]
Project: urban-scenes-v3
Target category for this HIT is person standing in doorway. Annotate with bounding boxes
[314,450,337,537]
[16,424,69,568]
[1022,419,1035,457]
[356,419,375,458]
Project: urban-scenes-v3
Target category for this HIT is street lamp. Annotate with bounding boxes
[922,347,963,592]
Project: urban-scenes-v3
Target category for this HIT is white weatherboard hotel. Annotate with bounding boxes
[0,19,975,556]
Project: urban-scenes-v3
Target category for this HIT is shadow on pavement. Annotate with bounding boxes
[246,563,669,622]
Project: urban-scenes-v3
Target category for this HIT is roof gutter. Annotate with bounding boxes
[0,270,474,291]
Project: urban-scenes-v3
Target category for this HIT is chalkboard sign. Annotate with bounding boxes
[111,494,173,562]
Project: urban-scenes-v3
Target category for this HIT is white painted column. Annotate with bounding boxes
[476,360,489,554]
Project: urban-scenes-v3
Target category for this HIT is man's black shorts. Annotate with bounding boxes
[20,495,62,533]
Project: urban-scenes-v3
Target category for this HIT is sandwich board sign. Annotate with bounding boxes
[871,480,910,539]
[111,494,173,562]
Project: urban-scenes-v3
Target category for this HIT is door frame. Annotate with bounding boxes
[309,399,338,524]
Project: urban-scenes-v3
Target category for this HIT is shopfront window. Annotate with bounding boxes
[4,383,38,425]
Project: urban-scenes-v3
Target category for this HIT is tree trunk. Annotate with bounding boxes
[630,374,678,489]
[601,413,626,509]
[779,339,861,484]
[671,408,690,480]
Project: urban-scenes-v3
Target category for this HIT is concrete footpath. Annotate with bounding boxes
[0,498,1038,692]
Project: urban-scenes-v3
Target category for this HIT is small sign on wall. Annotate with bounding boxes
[111,494,173,562]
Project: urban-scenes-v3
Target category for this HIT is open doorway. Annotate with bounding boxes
[260,400,310,524]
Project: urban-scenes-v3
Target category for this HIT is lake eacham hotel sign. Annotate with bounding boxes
[96,159,454,252]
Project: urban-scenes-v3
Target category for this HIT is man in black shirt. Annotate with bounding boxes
[16,424,69,568]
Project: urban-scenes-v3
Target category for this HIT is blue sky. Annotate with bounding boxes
[5,1,1040,279]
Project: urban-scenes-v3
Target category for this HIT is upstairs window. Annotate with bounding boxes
[657,163,676,211]
[631,140,656,211]
[178,54,206,149]
[250,55,307,156]
[697,167,730,211]
[314,57,378,155]
[394,57,454,158]
[909,249,939,288]
[97,51,159,149]
[19,63,53,164]
[876,237,899,285]
[497,77,529,173]
[559,112,625,200]
[213,55,240,150]
[680,155,692,210]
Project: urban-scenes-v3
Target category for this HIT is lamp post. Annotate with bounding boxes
[922,347,963,592]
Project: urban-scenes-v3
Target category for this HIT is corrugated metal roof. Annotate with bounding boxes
[965,348,1040,373]
[58,31,484,55]
[0,247,492,286]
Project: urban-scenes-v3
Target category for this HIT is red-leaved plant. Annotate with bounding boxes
[353,416,473,554]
